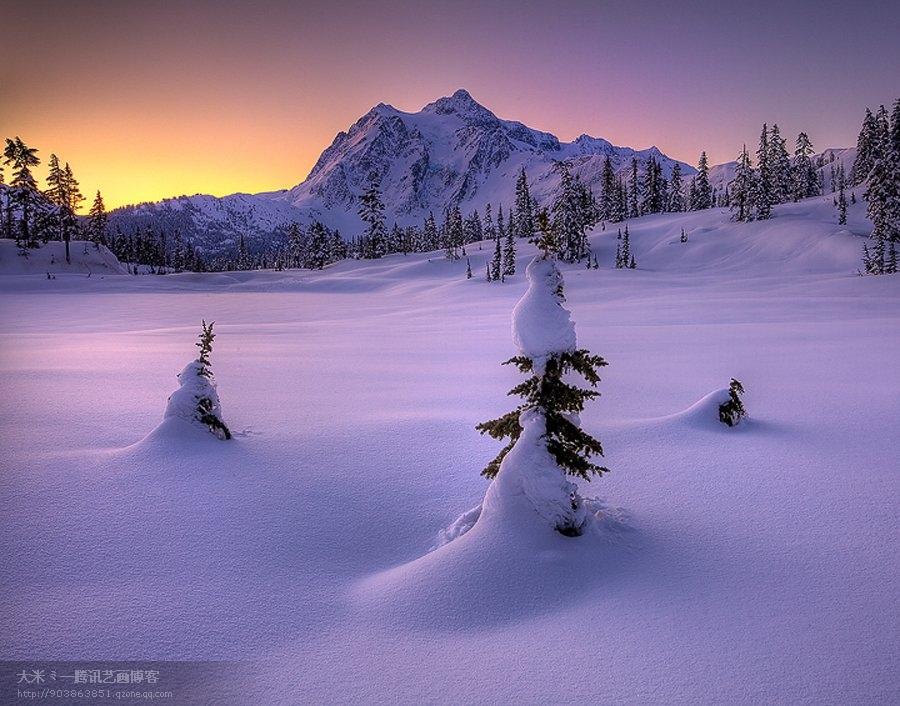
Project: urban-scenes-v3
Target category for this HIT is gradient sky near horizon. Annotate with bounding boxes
[3,0,899,210]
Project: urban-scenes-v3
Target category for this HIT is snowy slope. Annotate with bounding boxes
[1,198,897,705]
[108,90,695,255]
[0,239,127,275]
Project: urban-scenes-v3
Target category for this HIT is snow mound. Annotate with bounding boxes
[137,359,231,444]
[0,239,127,275]
[353,475,636,629]
[512,256,575,372]
[637,387,748,432]
[481,408,589,533]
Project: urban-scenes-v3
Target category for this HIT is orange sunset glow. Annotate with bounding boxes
[4,0,897,210]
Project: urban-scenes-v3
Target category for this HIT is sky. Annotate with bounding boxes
[2,0,899,210]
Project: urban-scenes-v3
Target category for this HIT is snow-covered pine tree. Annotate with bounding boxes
[767,124,792,203]
[691,151,713,210]
[879,98,900,248]
[754,124,773,219]
[483,203,495,243]
[669,162,684,212]
[466,257,472,279]
[640,157,657,215]
[680,228,688,243]
[792,132,819,200]
[87,191,108,248]
[628,157,640,217]
[852,107,878,186]
[466,209,483,244]
[307,221,329,269]
[599,156,616,220]
[886,240,898,275]
[514,168,535,241]
[552,162,582,262]
[423,211,438,251]
[164,320,231,440]
[475,210,609,536]
[490,232,502,281]
[718,378,747,427]
[614,177,628,222]
[3,137,42,248]
[861,241,873,274]
[503,222,516,276]
[731,145,754,222]
[837,164,848,225]
[358,172,387,258]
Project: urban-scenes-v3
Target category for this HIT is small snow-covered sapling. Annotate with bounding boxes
[164,320,232,440]
[476,211,610,536]
[718,378,747,427]
[194,321,232,439]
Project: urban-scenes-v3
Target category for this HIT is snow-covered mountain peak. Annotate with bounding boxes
[421,88,499,124]
[110,90,701,255]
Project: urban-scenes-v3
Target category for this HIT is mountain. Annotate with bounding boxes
[108,90,695,255]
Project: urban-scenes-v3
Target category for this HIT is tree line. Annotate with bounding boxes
[4,98,896,276]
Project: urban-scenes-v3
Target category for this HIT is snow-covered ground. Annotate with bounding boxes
[1,195,898,704]
[0,239,127,276]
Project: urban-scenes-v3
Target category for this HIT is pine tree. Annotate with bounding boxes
[483,203,495,243]
[163,320,232,440]
[599,156,616,220]
[358,172,386,258]
[551,162,592,262]
[476,210,609,536]
[490,231,502,281]
[628,156,640,217]
[87,191,108,247]
[61,163,83,262]
[718,378,747,427]
[514,168,534,240]
[792,132,818,200]
[680,228,688,243]
[768,124,792,203]
[754,124,773,219]
[191,321,231,439]
[882,98,900,246]
[307,221,329,269]
[669,162,684,212]
[731,145,754,222]
[852,108,878,186]
[691,151,713,210]
[423,211,438,251]
[613,177,627,222]
[287,223,304,267]
[617,225,631,268]
[837,164,848,225]
[466,257,472,279]
[0,162,5,238]
[2,137,41,247]
[502,221,516,276]
[862,241,873,274]
[864,100,900,252]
